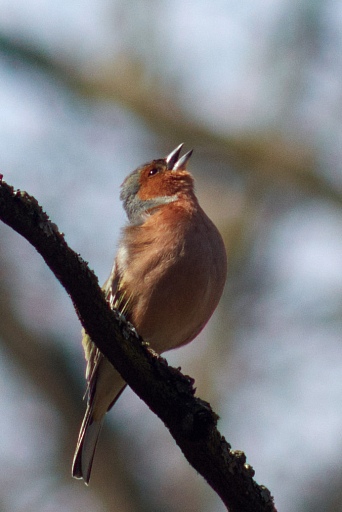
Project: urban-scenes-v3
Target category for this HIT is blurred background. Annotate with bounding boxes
[0,1,342,511]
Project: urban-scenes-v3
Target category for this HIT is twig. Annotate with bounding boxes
[0,176,276,512]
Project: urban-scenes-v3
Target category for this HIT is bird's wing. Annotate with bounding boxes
[82,258,130,404]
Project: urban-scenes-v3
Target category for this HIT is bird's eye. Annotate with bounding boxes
[148,167,159,177]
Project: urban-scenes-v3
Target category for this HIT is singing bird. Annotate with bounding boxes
[72,144,227,483]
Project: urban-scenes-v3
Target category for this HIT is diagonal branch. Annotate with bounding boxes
[0,176,276,512]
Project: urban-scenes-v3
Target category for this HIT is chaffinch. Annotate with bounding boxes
[72,144,227,483]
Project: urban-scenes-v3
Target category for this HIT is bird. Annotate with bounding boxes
[72,144,227,484]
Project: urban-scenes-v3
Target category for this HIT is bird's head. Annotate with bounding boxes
[120,144,194,224]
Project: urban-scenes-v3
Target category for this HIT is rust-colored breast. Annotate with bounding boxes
[116,199,227,353]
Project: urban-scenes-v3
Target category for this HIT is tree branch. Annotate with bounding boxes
[0,176,276,512]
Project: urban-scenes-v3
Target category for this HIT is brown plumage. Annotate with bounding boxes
[72,144,227,483]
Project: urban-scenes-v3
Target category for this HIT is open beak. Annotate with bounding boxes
[166,144,193,171]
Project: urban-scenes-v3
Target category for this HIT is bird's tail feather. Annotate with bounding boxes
[72,405,103,484]
[72,381,127,484]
